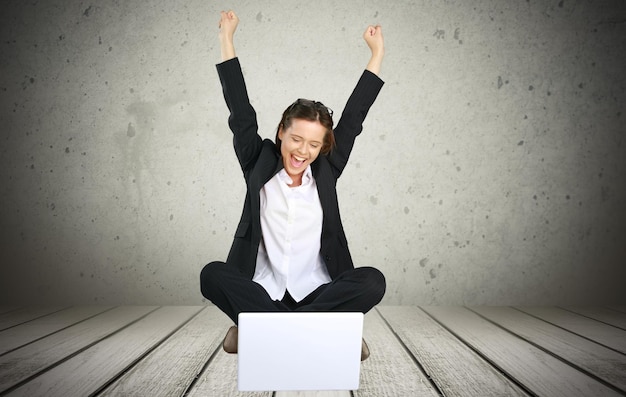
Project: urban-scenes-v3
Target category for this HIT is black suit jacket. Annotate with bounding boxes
[216,58,384,280]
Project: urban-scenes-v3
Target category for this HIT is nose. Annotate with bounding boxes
[296,142,306,154]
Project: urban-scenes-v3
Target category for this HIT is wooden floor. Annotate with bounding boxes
[0,306,625,396]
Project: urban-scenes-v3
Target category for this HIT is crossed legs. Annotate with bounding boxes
[200,261,386,324]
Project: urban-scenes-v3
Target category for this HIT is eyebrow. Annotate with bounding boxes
[292,134,323,145]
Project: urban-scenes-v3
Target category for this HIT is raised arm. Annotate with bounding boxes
[363,25,384,76]
[216,11,262,173]
[219,10,239,61]
[327,26,385,177]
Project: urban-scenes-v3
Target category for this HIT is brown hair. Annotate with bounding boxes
[275,98,335,155]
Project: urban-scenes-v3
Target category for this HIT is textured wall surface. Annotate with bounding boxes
[1,0,625,305]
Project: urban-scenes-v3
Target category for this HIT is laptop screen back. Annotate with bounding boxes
[237,312,363,391]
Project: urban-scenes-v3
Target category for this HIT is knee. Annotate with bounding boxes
[200,261,223,283]
[357,267,386,301]
[200,261,226,298]
[370,267,386,300]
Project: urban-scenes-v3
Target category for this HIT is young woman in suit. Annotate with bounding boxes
[201,10,386,360]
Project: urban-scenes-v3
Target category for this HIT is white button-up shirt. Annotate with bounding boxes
[253,166,332,302]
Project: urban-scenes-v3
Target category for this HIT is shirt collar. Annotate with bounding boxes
[278,166,313,187]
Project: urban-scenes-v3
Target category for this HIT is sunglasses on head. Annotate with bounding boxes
[288,98,334,118]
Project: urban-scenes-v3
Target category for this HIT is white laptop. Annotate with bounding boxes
[237,312,364,391]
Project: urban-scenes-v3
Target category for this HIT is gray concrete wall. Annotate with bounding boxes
[1,0,625,305]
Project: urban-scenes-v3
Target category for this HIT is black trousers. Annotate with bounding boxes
[200,261,386,324]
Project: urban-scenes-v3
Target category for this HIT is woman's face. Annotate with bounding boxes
[278,118,326,186]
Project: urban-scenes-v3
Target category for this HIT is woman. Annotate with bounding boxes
[201,10,386,360]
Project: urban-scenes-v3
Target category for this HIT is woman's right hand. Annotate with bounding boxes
[219,10,239,61]
[219,10,239,40]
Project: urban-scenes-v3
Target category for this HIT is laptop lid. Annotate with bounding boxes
[237,312,363,391]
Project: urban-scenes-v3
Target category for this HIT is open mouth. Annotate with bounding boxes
[290,155,306,168]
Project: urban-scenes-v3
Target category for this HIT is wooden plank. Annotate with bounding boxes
[564,307,626,329]
[471,306,626,392]
[0,305,157,393]
[0,306,113,355]
[354,309,439,397]
[607,306,626,314]
[275,392,349,396]
[0,307,21,315]
[98,306,231,397]
[185,348,271,397]
[4,306,202,397]
[516,306,626,354]
[423,306,622,397]
[377,306,528,397]
[0,307,68,331]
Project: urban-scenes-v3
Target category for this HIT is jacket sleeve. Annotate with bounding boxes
[328,69,384,178]
[216,58,263,172]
